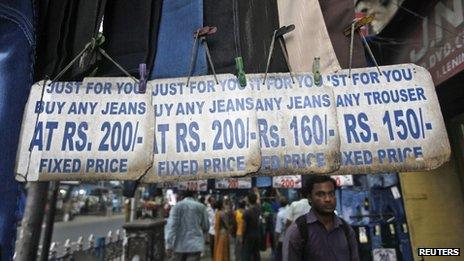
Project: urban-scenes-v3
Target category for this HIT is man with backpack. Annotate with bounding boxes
[283,176,359,261]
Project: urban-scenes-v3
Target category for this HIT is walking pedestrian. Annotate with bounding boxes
[274,196,289,261]
[207,196,216,257]
[165,190,209,261]
[234,200,246,261]
[214,198,231,261]
[283,176,359,261]
[285,190,311,228]
[242,191,261,261]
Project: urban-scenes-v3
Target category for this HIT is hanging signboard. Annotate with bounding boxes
[177,180,208,191]
[331,64,450,174]
[272,175,302,188]
[215,177,252,189]
[15,78,155,181]
[15,64,451,182]
[143,74,262,182]
[251,72,340,175]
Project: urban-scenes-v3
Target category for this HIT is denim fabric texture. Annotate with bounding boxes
[100,0,162,77]
[339,188,370,226]
[0,0,35,259]
[238,0,287,74]
[150,0,207,79]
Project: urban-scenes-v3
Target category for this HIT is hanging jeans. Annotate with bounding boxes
[151,0,207,79]
[100,0,163,77]
[0,1,35,260]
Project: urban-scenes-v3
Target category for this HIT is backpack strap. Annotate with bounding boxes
[295,215,308,261]
[339,218,353,261]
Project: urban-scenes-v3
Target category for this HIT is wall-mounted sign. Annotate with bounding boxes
[273,175,302,188]
[215,178,252,189]
[332,175,354,187]
[177,180,208,192]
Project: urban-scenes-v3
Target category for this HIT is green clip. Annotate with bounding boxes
[95,33,106,46]
[235,57,247,87]
[312,57,322,86]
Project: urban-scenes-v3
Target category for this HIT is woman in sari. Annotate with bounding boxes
[214,198,231,261]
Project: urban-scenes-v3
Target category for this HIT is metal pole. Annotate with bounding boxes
[39,182,59,261]
[130,198,136,222]
[16,182,49,261]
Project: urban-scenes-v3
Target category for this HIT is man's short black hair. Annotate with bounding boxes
[247,192,257,204]
[238,200,247,209]
[303,175,337,196]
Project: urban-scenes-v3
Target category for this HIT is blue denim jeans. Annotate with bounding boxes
[0,0,35,259]
[150,0,207,79]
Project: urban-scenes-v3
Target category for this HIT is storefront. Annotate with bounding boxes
[366,0,464,258]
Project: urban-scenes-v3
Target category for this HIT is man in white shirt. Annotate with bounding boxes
[275,196,289,261]
[285,192,311,228]
[206,196,216,257]
[165,190,209,261]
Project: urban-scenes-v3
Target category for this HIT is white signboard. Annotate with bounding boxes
[15,78,154,181]
[251,73,340,175]
[177,180,208,192]
[332,175,354,186]
[15,64,451,182]
[215,178,252,189]
[144,75,262,182]
[330,64,450,174]
[273,175,302,188]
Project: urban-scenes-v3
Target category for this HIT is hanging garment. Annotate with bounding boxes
[151,0,207,79]
[318,0,367,69]
[339,189,370,226]
[99,0,162,77]
[67,0,107,78]
[238,0,287,73]
[35,0,107,80]
[35,0,70,79]
[276,0,341,74]
[0,1,34,260]
[203,0,236,74]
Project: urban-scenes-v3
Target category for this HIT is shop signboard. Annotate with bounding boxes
[15,78,154,181]
[383,0,464,85]
[215,178,252,189]
[332,175,354,187]
[272,175,302,188]
[177,180,208,192]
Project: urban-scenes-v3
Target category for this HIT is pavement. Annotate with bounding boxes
[199,241,272,261]
[48,214,273,260]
